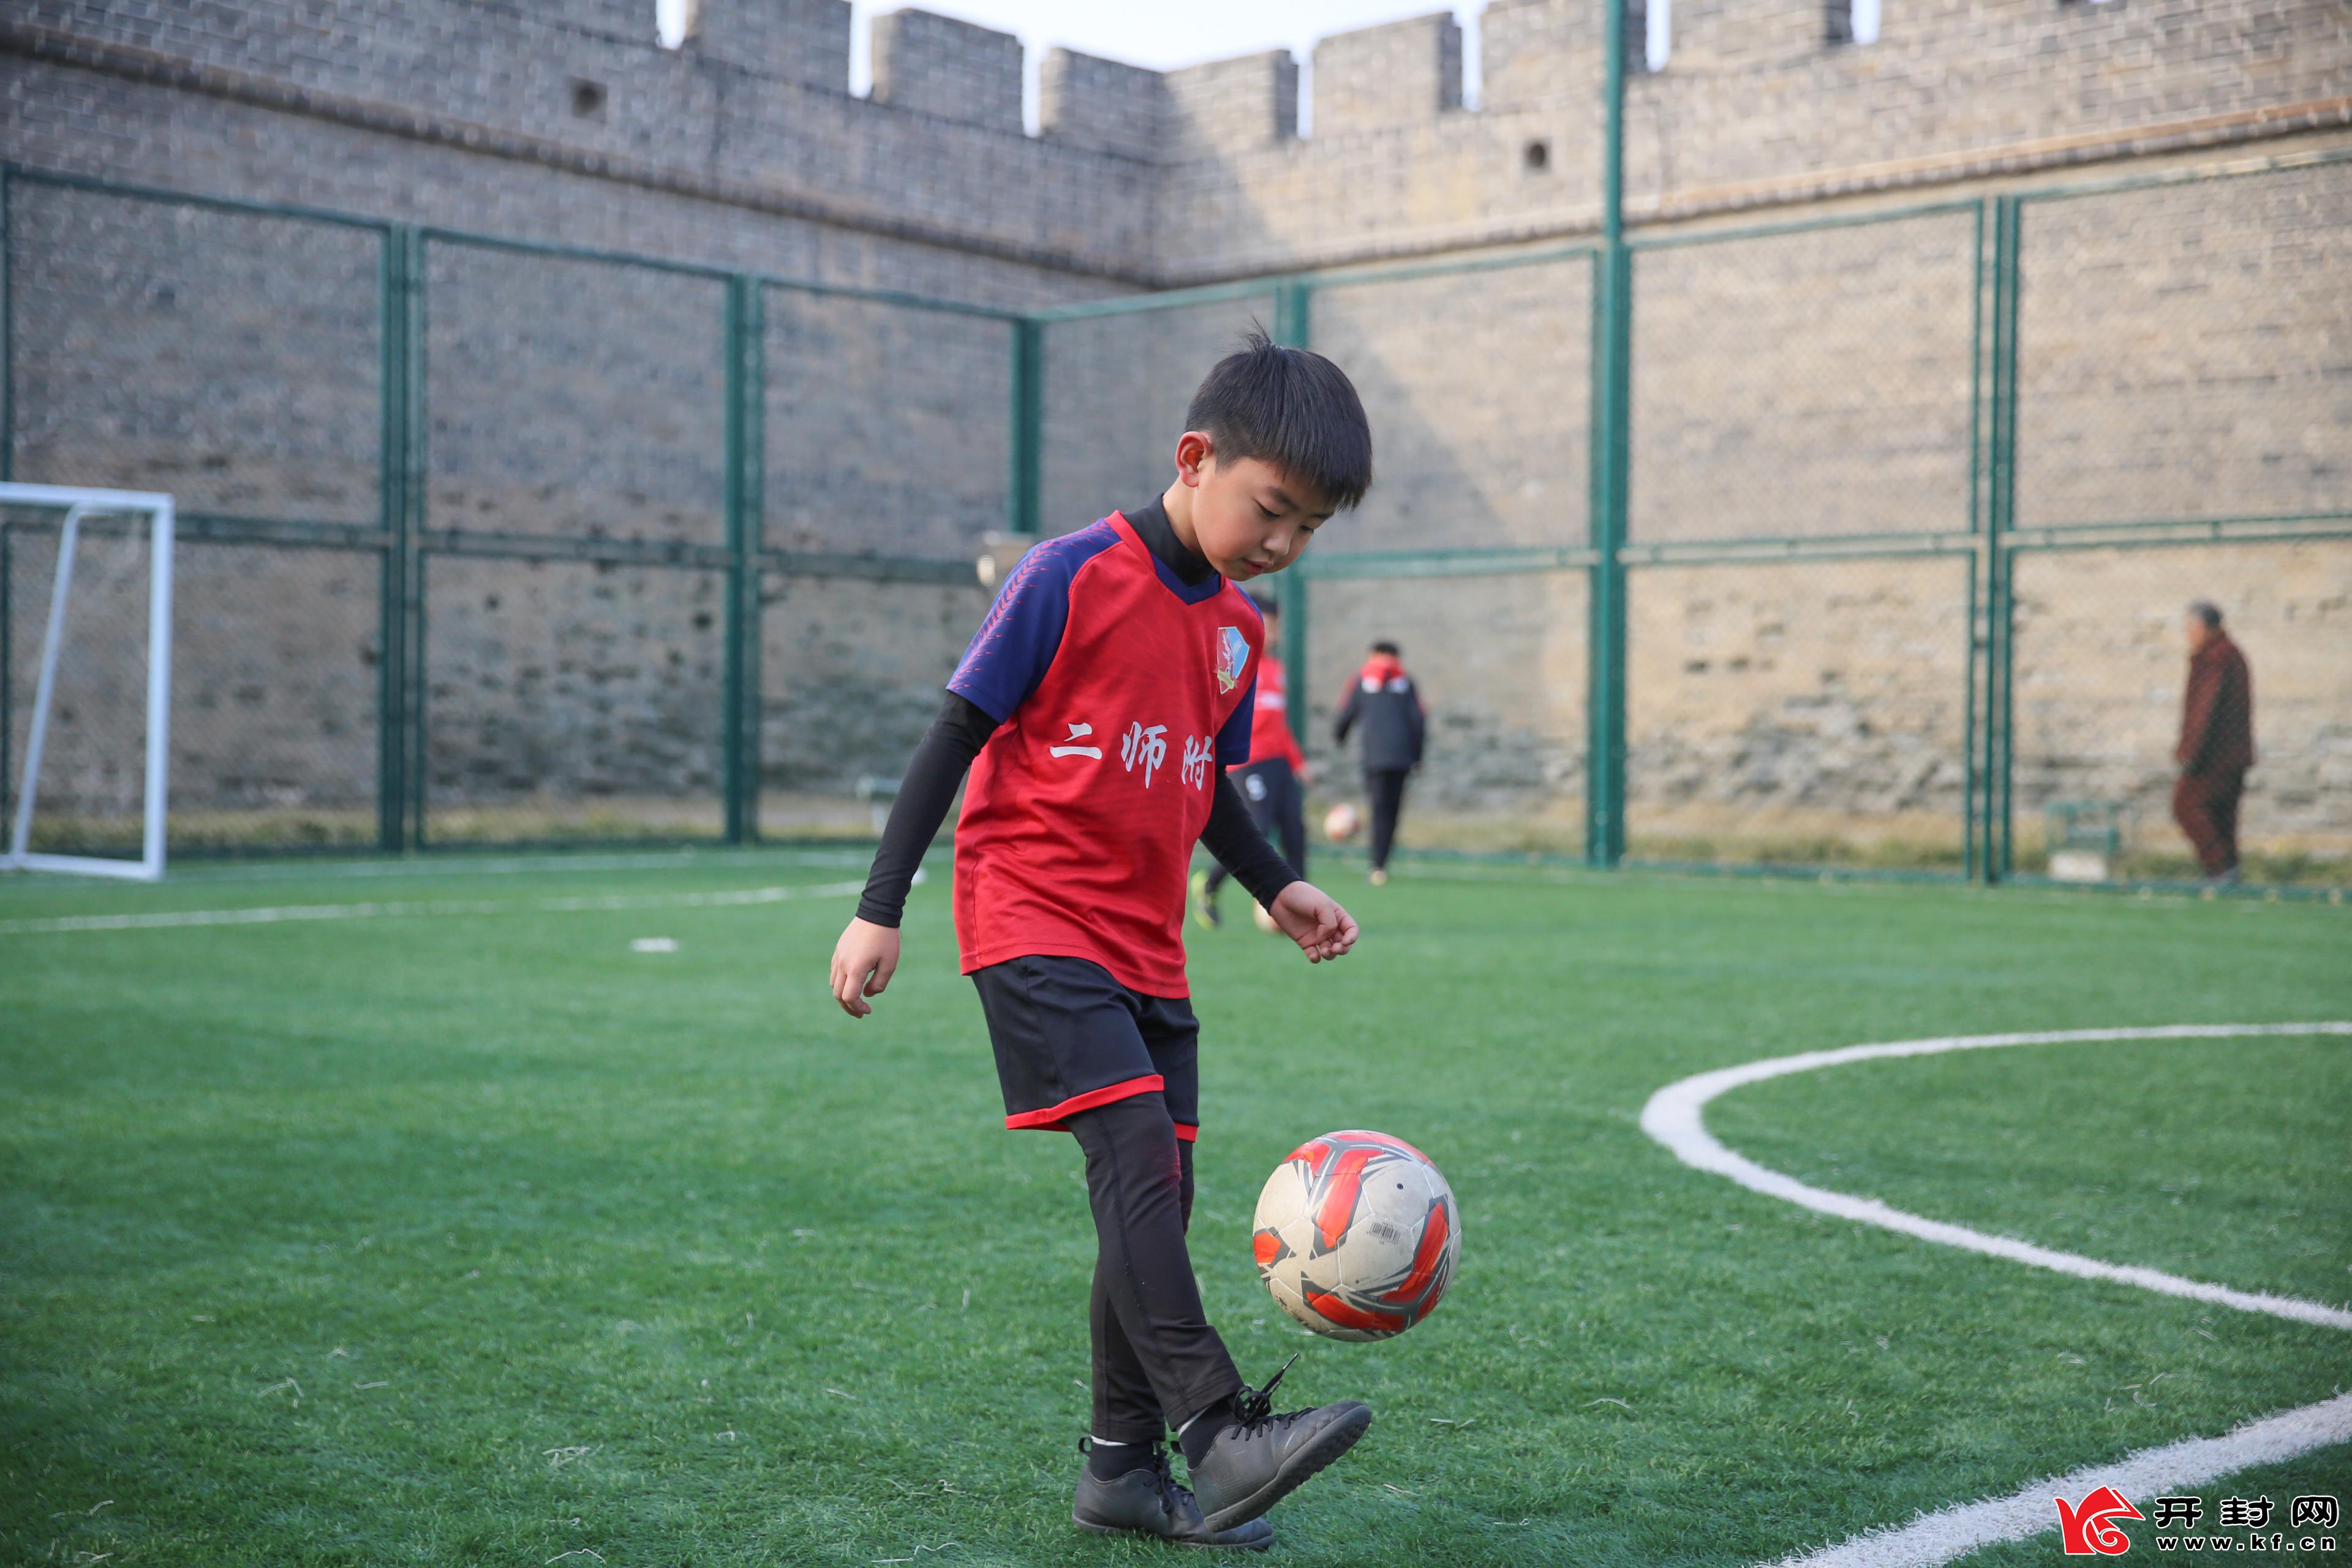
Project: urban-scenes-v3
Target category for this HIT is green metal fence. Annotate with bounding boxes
[1023,152,2351,892]
[4,149,2347,888]
[2,166,1005,856]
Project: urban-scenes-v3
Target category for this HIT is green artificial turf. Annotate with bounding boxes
[3,852,2347,1566]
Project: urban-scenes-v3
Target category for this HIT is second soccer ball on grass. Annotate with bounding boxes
[1324,802,1362,842]
[1252,1130,1459,1341]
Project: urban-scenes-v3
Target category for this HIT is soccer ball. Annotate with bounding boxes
[1251,1130,1458,1341]
[1324,802,1362,842]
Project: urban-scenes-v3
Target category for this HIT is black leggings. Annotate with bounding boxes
[1366,767,1411,871]
[1066,1093,1242,1442]
[1205,759,1305,898]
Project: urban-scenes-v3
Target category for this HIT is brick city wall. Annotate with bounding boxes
[2,1,2346,849]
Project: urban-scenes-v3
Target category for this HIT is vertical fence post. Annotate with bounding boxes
[1008,317,1042,537]
[1274,281,1314,727]
[723,277,764,844]
[397,228,429,850]
[1989,195,2022,880]
[1964,199,1989,882]
[1586,4,1633,869]
[1970,196,2024,882]
[376,226,410,853]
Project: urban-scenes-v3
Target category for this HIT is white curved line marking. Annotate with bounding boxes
[1642,1023,2352,1330]
[1640,1022,2352,1568]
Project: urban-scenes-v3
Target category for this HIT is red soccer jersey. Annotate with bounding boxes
[1244,654,1306,771]
[948,512,1262,997]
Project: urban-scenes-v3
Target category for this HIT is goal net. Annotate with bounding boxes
[2,483,174,880]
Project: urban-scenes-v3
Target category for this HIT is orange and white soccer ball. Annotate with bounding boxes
[1324,802,1362,842]
[1251,1130,1459,1341]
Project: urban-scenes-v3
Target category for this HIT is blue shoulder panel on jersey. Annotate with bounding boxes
[947,520,1121,724]
[1215,590,1265,766]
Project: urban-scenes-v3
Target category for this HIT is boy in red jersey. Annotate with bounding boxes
[1193,590,1310,930]
[830,332,1374,1550]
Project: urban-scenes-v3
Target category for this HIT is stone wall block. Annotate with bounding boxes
[1312,12,1462,139]
[1040,47,1164,162]
[1163,50,1299,160]
[869,7,1022,131]
[692,0,851,89]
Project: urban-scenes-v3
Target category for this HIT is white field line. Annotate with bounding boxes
[1640,1022,2352,1568]
[0,876,881,935]
[1760,1392,2352,1568]
[0,846,889,894]
[164,846,884,883]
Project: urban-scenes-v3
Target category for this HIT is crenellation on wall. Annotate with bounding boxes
[689,0,850,89]
[1664,0,1824,72]
[8,0,2346,288]
[1039,47,1163,162]
[1163,49,1299,162]
[1311,13,1463,140]
[2,1,1153,281]
[1479,0,1600,115]
[868,7,1022,132]
[1144,0,2352,280]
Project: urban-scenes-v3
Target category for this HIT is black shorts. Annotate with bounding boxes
[970,954,1199,1142]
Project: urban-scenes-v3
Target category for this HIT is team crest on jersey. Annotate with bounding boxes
[1215,626,1251,693]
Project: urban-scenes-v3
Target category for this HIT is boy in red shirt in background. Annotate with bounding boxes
[1193,590,1309,930]
[829,332,1374,1550]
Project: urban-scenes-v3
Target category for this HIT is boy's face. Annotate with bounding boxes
[1175,434,1334,582]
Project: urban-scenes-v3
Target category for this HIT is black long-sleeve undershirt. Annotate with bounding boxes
[854,690,1300,928]
[854,693,995,927]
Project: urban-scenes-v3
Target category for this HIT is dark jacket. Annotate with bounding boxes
[2176,633,2254,776]
[1334,653,1425,772]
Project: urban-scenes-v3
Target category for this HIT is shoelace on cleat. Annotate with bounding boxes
[1140,1444,1193,1518]
[1232,1352,1303,1429]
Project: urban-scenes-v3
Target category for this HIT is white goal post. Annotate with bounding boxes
[1,481,175,881]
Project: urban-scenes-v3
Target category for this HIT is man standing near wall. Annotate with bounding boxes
[2173,601,2254,883]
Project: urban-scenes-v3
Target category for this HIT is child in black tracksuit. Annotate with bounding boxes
[1333,641,1423,883]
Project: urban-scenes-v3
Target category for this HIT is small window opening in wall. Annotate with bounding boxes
[1826,0,1880,44]
[570,78,608,119]
[1524,140,1551,173]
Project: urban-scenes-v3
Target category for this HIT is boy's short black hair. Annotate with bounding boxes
[1371,640,1401,657]
[2188,600,2223,629]
[1186,328,1373,511]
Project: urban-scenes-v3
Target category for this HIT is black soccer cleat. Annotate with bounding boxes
[1186,1357,1373,1534]
[1073,1441,1274,1551]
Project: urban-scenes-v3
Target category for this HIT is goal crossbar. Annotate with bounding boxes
[1,481,175,881]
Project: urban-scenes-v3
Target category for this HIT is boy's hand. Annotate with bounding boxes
[1268,881,1359,963]
[831,917,900,1019]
